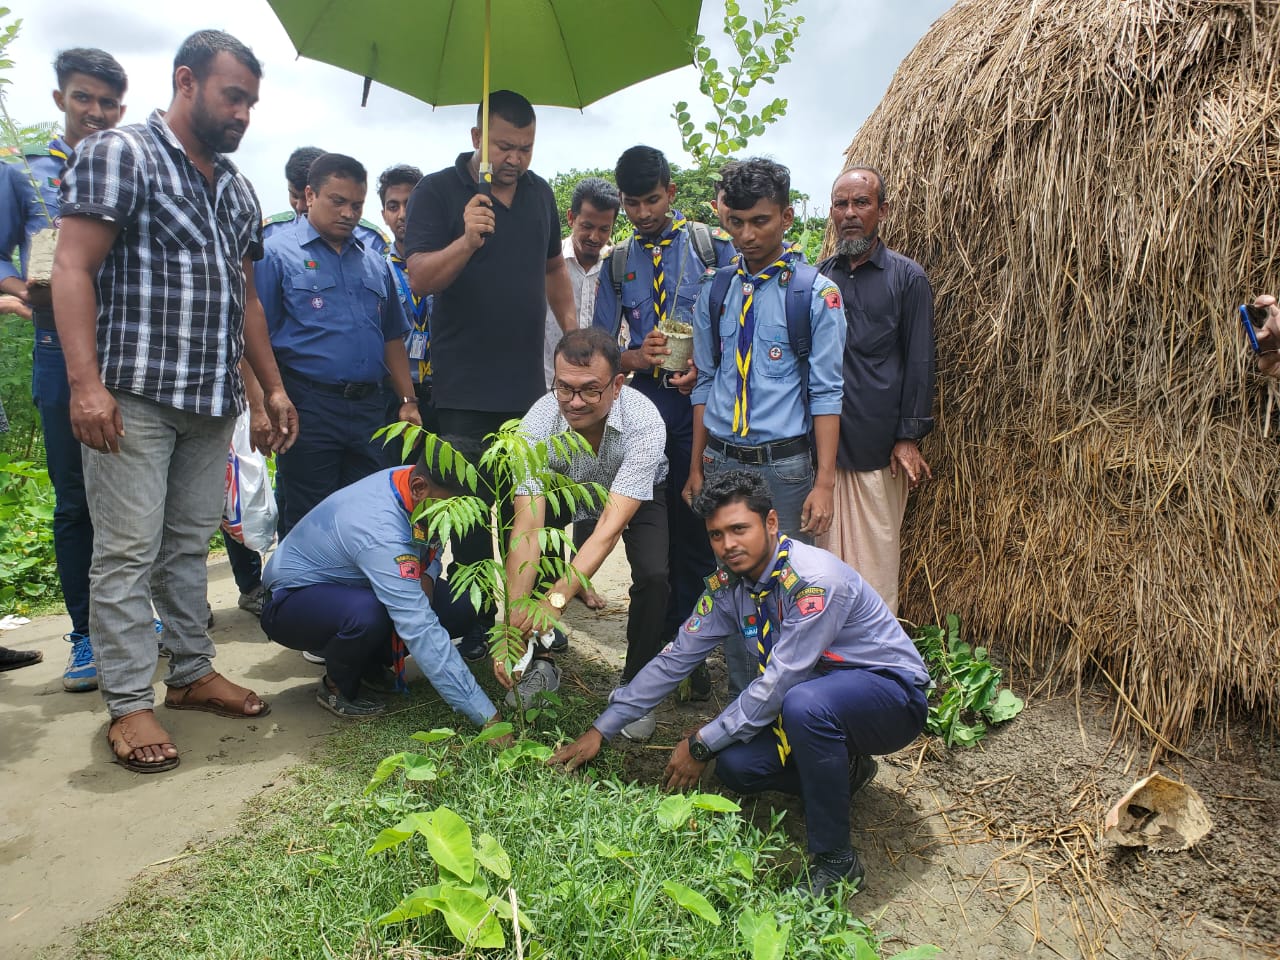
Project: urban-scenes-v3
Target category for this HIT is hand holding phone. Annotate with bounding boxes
[1240,303,1267,353]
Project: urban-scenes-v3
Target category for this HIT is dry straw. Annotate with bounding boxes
[832,0,1280,751]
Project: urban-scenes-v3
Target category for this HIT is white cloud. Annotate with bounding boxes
[4,0,953,217]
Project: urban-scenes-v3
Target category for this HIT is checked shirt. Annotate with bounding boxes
[59,109,264,417]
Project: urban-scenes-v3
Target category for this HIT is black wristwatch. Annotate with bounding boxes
[687,733,714,762]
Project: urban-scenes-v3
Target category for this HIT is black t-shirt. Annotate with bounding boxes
[404,152,560,413]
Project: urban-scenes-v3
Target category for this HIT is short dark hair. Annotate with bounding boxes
[554,327,621,377]
[54,48,127,96]
[172,30,262,93]
[286,146,325,191]
[570,177,620,217]
[476,89,535,128]
[692,469,773,523]
[308,153,367,191]
[615,145,670,197]
[412,443,470,498]
[719,157,790,210]
[836,164,887,205]
[377,164,424,206]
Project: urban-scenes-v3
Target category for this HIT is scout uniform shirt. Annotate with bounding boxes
[262,209,390,257]
[261,467,497,725]
[255,217,408,386]
[0,139,68,289]
[691,265,847,445]
[593,539,929,749]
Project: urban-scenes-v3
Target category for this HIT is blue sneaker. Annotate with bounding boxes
[62,632,98,692]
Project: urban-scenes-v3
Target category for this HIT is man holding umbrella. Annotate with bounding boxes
[402,90,576,661]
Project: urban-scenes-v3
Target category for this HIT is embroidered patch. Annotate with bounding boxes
[686,616,702,633]
[304,259,318,269]
[412,525,428,543]
[768,345,783,361]
[395,553,421,579]
[704,570,730,594]
[310,296,324,309]
[821,284,843,310]
[695,594,714,616]
[742,614,759,639]
[795,586,825,599]
[48,177,61,188]
[780,269,791,287]
[626,272,636,281]
[797,594,826,616]
[781,569,798,591]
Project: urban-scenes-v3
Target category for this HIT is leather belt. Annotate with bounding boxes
[281,368,381,400]
[706,434,809,466]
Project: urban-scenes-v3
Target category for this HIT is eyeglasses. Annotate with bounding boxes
[551,382,606,403]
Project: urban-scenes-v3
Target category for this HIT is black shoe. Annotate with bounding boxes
[457,628,490,663]
[548,628,568,653]
[797,849,865,898]
[316,677,386,718]
[689,661,712,701]
[849,754,878,798]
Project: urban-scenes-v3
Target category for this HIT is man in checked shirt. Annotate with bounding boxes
[552,469,930,897]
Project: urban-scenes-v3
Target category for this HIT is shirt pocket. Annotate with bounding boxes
[285,269,337,317]
[757,333,797,380]
[359,270,389,327]
[718,312,739,360]
[151,194,208,250]
[674,277,705,323]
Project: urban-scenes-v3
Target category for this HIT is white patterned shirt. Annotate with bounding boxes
[543,235,606,387]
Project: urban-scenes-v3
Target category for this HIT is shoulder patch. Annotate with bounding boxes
[780,566,799,592]
[395,553,421,580]
[685,615,703,633]
[704,568,733,595]
[711,226,732,242]
[820,284,842,310]
[263,210,296,226]
[695,594,714,616]
[795,586,827,617]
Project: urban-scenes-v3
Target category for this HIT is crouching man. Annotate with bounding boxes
[259,453,500,729]
[550,469,930,896]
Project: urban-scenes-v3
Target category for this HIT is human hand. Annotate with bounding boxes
[70,382,124,453]
[248,404,273,453]
[799,480,834,537]
[1251,295,1280,376]
[669,361,698,395]
[463,194,496,250]
[549,728,603,772]
[662,737,707,791]
[889,439,933,488]
[640,327,670,367]
[682,466,703,509]
[263,388,299,453]
[398,400,423,427]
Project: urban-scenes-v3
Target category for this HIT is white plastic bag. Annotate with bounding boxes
[222,412,278,552]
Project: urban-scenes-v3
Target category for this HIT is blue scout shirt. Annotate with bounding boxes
[595,539,929,750]
[0,140,69,284]
[262,467,497,726]
[592,213,735,351]
[262,210,390,256]
[388,250,432,386]
[255,217,408,384]
[691,265,847,445]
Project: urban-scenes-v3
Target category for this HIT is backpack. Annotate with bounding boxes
[609,220,719,335]
[710,260,819,402]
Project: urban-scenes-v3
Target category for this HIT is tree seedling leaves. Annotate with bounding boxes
[474,833,512,880]
[498,740,554,770]
[738,908,790,960]
[656,794,695,831]
[438,885,505,949]
[661,880,721,926]
[411,727,456,745]
[690,792,741,813]
[423,805,475,883]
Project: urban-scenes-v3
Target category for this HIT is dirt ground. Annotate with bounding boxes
[2,546,1277,959]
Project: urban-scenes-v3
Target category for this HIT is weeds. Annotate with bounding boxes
[912,613,1024,747]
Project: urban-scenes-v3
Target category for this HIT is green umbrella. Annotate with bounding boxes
[266,0,704,186]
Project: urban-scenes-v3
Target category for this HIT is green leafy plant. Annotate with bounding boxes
[912,613,1025,747]
[672,0,804,171]
[0,455,58,612]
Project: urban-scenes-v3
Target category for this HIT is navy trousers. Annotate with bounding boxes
[31,328,93,635]
[225,536,262,593]
[714,668,929,855]
[259,577,475,699]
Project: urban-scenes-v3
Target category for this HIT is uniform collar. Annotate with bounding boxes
[390,466,415,513]
[295,215,363,253]
[48,137,72,160]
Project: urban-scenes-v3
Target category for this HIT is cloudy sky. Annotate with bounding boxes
[4,0,954,217]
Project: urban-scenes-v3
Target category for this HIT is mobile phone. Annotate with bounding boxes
[1240,304,1268,353]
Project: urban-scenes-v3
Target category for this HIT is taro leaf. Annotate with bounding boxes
[656,794,695,831]
[594,840,635,860]
[731,850,753,880]
[738,908,790,960]
[411,728,457,745]
[376,884,444,925]
[888,947,943,959]
[690,793,741,813]
[403,753,440,782]
[475,833,512,880]
[469,721,514,747]
[984,688,1024,723]
[497,740,554,770]
[661,880,721,925]
[366,825,413,855]
[364,752,408,795]
[820,931,879,960]
[423,806,475,883]
[438,885,504,949]
[491,895,535,931]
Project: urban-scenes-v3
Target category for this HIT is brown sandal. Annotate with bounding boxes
[107,709,180,773]
[164,671,271,719]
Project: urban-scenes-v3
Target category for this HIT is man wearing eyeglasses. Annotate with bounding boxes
[500,327,669,740]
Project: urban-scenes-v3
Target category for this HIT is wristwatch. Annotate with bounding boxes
[400,396,415,406]
[687,733,714,762]
[546,591,568,611]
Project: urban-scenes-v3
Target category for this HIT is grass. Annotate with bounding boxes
[66,658,925,960]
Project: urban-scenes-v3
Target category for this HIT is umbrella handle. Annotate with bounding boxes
[478,0,492,196]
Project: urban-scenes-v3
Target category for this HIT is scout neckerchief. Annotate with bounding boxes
[389,251,430,382]
[750,537,794,764]
[733,250,796,437]
[639,214,688,377]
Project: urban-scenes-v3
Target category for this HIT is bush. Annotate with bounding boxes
[0,455,58,613]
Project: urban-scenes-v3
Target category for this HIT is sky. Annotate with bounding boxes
[3,0,955,219]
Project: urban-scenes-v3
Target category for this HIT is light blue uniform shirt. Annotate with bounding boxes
[0,140,69,283]
[691,265,847,445]
[262,467,497,726]
[592,212,735,348]
[255,217,408,384]
[263,211,390,257]
[594,540,929,750]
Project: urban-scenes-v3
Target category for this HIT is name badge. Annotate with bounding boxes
[407,331,428,360]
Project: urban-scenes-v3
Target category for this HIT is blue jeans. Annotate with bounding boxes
[714,668,928,854]
[702,443,815,695]
[31,329,94,635]
[84,391,235,719]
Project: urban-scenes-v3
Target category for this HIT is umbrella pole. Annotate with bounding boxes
[478,0,492,193]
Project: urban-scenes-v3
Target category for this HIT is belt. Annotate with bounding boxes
[31,308,57,331]
[281,368,381,400]
[706,434,809,466]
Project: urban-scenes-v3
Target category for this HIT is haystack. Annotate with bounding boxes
[836,0,1280,752]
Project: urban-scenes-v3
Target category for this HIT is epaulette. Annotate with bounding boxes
[262,210,296,226]
[778,562,809,597]
[711,226,733,242]
[358,218,388,240]
[703,567,737,597]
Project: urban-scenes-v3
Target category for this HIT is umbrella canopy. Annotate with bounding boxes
[266,0,704,110]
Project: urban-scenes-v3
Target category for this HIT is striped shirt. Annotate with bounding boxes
[59,109,264,416]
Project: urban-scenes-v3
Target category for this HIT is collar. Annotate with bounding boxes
[390,466,415,513]
[838,238,887,274]
[48,137,72,161]
[147,108,233,180]
[295,215,363,253]
[562,235,604,277]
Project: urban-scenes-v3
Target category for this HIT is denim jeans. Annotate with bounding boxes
[31,329,94,635]
[84,390,235,719]
[702,444,815,696]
